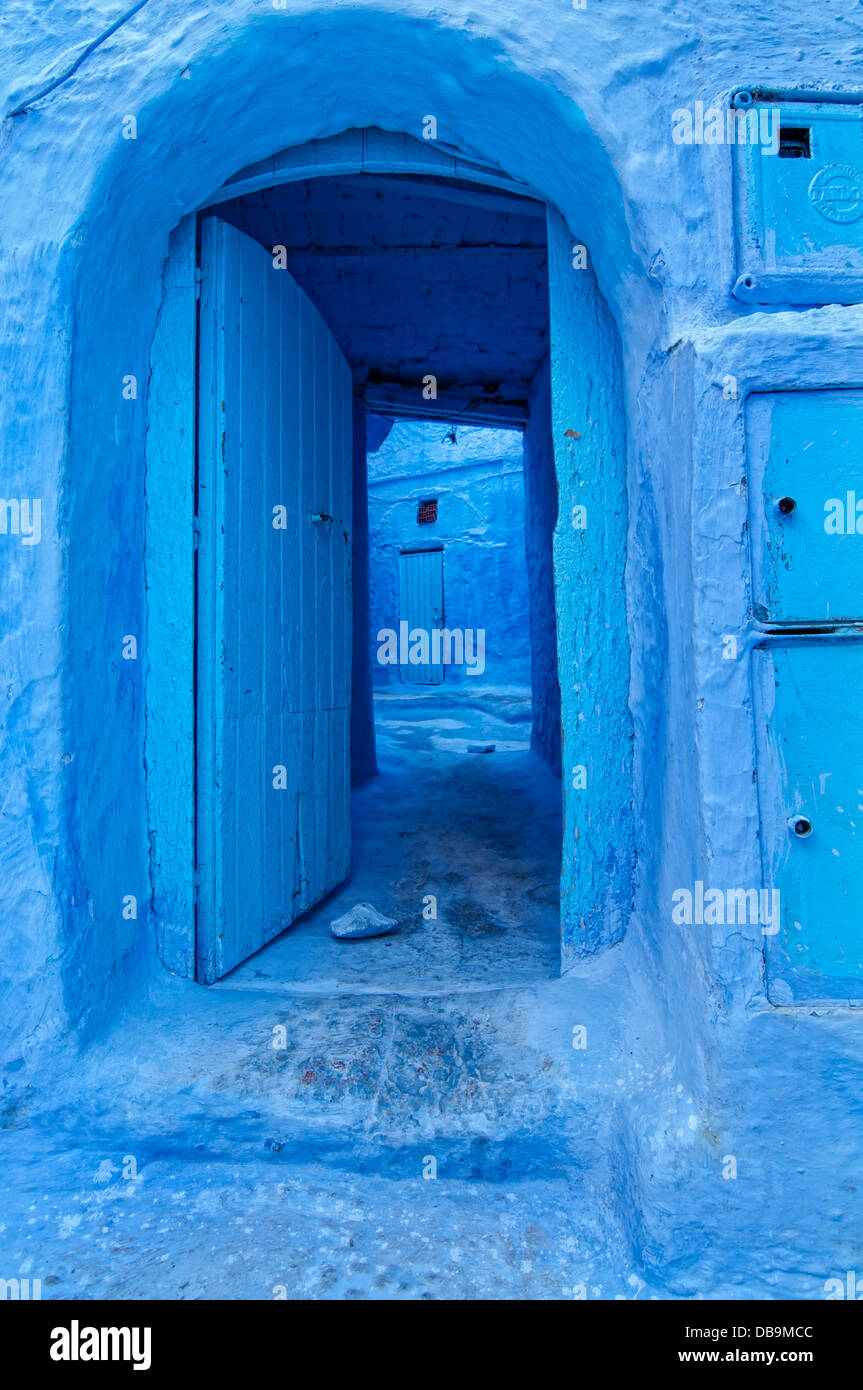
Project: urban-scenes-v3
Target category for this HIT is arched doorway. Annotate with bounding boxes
[143,127,633,982]
[58,11,646,1022]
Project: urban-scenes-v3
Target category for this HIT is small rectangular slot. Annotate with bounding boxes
[778,126,811,159]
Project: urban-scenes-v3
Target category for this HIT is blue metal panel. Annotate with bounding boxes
[760,108,863,264]
[755,642,863,1003]
[734,97,863,303]
[196,217,352,982]
[747,390,863,623]
[399,548,444,684]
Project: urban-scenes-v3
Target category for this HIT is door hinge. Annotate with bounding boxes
[194,266,203,301]
[193,515,201,550]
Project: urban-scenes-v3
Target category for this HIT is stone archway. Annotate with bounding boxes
[8,6,659,1032]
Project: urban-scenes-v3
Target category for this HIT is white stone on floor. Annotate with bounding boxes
[330,903,398,940]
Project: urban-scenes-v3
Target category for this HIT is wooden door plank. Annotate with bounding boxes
[196,217,352,981]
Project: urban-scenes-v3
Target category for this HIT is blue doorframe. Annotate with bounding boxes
[144,130,634,981]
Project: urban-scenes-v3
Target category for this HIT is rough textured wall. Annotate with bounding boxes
[1,0,861,1064]
[522,358,561,776]
[547,208,634,962]
[367,421,530,688]
[3,1,863,1308]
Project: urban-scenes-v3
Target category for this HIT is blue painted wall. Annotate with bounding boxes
[367,420,531,690]
[2,2,863,1299]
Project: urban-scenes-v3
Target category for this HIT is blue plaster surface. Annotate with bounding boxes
[0,0,862,1302]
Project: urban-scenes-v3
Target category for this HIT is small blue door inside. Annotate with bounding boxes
[196,216,352,982]
[399,548,444,684]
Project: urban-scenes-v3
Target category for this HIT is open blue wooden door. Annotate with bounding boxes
[196,216,352,982]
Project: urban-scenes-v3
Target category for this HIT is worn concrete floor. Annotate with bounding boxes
[225,687,560,994]
[0,690,642,1299]
[2,691,861,1300]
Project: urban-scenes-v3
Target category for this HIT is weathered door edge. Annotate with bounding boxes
[144,213,198,977]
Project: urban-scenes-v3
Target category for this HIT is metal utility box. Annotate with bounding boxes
[733,94,863,304]
[747,389,863,624]
[753,642,863,1003]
